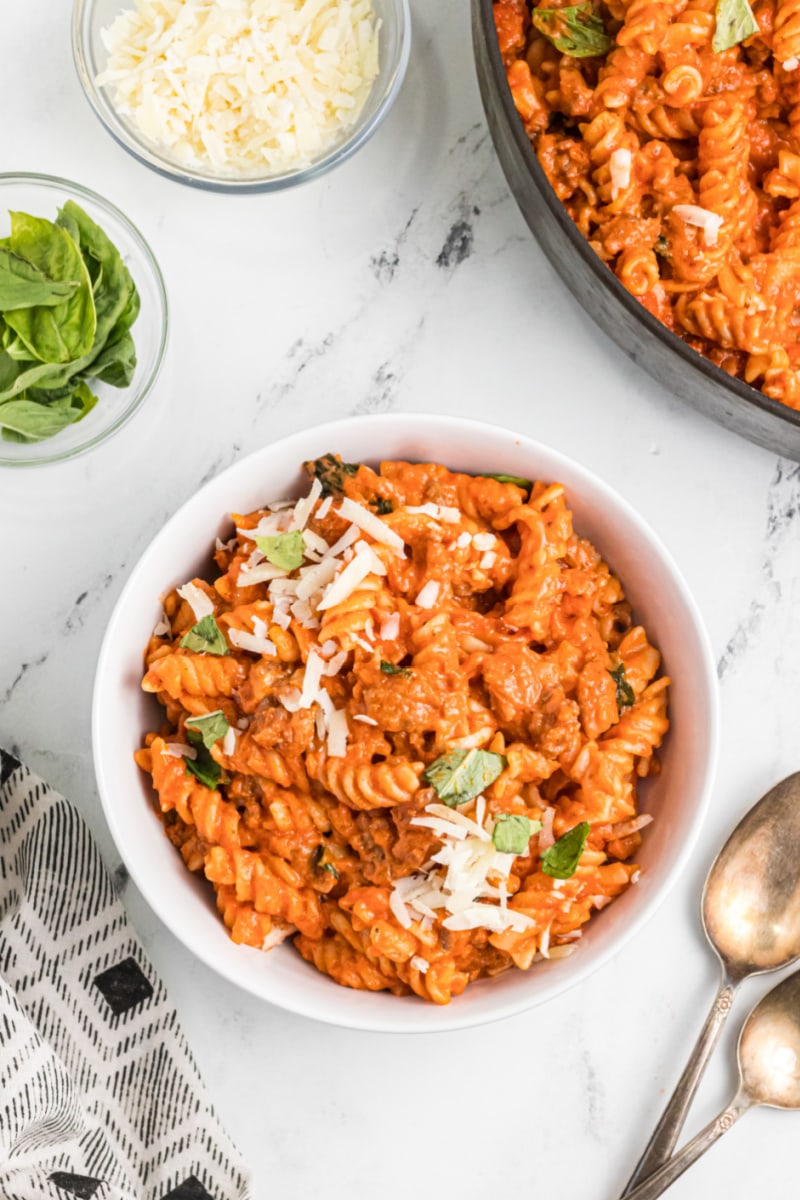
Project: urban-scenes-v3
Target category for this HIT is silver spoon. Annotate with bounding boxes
[622,968,800,1199]
[622,770,800,1194]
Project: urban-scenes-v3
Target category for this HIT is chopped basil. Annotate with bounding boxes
[372,497,394,515]
[179,614,229,656]
[304,453,360,495]
[532,4,611,56]
[609,663,635,709]
[423,748,507,808]
[483,472,533,490]
[492,813,542,855]
[655,235,670,258]
[713,0,758,51]
[185,730,223,790]
[380,660,411,677]
[311,845,340,879]
[254,529,304,571]
[185,709,229,750]
[541,822,590,879]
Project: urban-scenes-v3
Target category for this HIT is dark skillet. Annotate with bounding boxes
[471,0,800,460]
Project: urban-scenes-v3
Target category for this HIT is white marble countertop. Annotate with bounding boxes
[3,2,800,1196]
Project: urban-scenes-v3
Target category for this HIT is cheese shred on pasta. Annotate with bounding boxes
[135,456,669,1005]
[98,0,380,175]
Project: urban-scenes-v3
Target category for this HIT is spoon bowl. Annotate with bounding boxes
[740,970,800,1110]
[703,773,800,980]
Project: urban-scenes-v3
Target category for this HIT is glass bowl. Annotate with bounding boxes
[0,174,168,468]
[72,0,412,193]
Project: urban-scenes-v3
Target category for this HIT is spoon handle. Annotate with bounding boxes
[620,973,737,1195]
[620,1092,752,1200]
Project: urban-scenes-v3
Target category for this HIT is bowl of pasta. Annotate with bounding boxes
[473,0,800,459]
[93,413,718,1031]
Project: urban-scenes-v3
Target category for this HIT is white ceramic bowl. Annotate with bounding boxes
[92,414,719,1032]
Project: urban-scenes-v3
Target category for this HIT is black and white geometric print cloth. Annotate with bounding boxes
[0,750,251,1200]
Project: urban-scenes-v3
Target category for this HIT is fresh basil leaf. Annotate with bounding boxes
[3,212,96,363]
[423,749,507,808]
[82,330,136,388]
[492,813,541,855]
[57,201,139,371]
[541,822,590,879]
[304,452,360,495]
[609,663,635,709]
[532,3,611,56]
[179,614,229,656]
[380,660,411,677]
[713,0,758,51]
[185,731,222,790]
[483,472,533,490]
[0,248,79,311]
[0,398,75,441]
[185,709,229,749]
[254,529,305,571]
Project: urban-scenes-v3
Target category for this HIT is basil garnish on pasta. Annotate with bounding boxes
[254,529,304,571]
[185,710,229,749]
[305,452,360,495]
[483,472,533,490]
[541,822,591,879]
[179,615,229,656]
[380,661,411,677]
[185,731,223,790]
[424,749,507,808]
[492,814,541,854]
[610,663,635,709]
[532,4,611,57]
[712,0,758,51]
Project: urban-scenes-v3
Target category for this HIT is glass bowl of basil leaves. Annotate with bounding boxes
[0,173,168,466]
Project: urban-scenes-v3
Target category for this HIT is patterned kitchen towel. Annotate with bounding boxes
[0,749,251,1200]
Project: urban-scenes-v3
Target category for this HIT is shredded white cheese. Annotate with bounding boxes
[410,954,429,974]
[609,147,632,199]
[406,503,461,524]
[379,612,400,640]
[165,742,197,760]
[784,56,799,70]
[673,204,724,247]
[228,627,277,656]
[177,582,214,622]
[98,0,381,178]
[472,532,496,551]
[415,580,440,609]
[337,497,405,556]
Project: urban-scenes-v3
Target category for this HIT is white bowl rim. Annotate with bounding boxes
[92,413,720,1032]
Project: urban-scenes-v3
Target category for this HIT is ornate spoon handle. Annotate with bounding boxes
[621,1092,752,1200]
[620,973,737,1196]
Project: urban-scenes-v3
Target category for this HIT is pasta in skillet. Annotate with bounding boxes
[494,0,800,409]
[136,455,669,1004]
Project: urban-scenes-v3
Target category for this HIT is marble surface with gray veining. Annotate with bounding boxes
[3,2,800,1196]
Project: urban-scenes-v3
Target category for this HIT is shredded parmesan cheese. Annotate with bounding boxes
[98,0,381,178]
[379,613,400,640]
[415,580,440,609]
[410,955,429,974]
[165,742,197,759]
[673,204,724,247]
[177,582,214,621]
[228,627,277,656]
[337,497,405,556]
[609,147,632,199]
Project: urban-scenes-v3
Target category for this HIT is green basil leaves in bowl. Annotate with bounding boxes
[0,174,167,467]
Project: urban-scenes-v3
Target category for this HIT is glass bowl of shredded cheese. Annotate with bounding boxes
[72,0,411,192]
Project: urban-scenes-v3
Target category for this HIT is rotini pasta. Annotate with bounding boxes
[495,0,800,408]
[136,454,669,1004]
